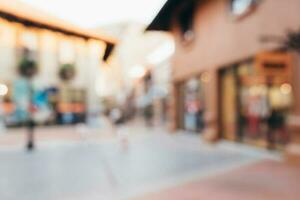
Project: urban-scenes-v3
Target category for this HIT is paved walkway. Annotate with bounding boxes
[0,119,145,148]
[0,117,118,147]
[0,124,289,200]
[134,160,300,200]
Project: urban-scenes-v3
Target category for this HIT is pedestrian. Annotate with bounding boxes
[144,103,154,127]
[267,110,286,149]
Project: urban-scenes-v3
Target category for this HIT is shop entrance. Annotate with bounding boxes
[220,54,293,149]
[178,77,206,133]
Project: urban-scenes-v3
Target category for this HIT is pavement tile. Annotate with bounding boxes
[134,160,300,200]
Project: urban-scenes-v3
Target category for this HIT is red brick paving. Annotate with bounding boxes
[134,160,300,200]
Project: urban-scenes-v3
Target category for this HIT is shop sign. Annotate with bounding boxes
[255,52,293,77]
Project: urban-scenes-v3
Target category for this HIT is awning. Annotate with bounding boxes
[146,0,200,32]
[146,0,180,31]
[0,0,117,45]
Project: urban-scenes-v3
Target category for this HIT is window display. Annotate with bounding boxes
[183,77,206,132]
[220,54,292,149]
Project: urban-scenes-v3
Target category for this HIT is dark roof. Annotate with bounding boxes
[146,0,181,31]
[146,0,205,32]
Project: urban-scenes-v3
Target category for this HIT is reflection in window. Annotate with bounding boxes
[230,0,256,16]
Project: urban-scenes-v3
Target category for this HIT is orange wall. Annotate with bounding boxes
[168,0,300,134]
[171,0,300,81]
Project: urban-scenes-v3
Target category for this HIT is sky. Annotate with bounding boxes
[20,0,167,28]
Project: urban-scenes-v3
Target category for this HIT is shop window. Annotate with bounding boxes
[229,0,261,19]
[220,55,292,149]
[19,30,38,62]
[59,39,75,65]
[183,77,206,132]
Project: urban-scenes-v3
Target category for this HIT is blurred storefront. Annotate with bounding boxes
[147,0,300,151]
[0,0,116,127]
[151,62,172,126]
[97,22,173,125]
[220,52,293,149]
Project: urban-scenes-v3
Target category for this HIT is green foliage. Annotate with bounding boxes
[18,58,38,78]
[59,63,76,81]
[286,30,300,52]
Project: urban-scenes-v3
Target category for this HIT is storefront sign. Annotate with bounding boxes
[255,52,293,77]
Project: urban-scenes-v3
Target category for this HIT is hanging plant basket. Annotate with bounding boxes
[59,64,76,81]
[18,58,38,78]
[285,30,300,52]
[261,28,300,53]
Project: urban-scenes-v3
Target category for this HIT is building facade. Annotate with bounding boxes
[147,0,300,152]
[0,0,116,126]
[97,22,173,124]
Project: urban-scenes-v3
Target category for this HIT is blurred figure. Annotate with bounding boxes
[0,83,8,134]
[144,103,154,127]
[267,109,288,149]
[123,90,136,122]
[109,108,123,125]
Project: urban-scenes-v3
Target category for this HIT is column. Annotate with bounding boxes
[203,69,219,142]
[286,52,300,164]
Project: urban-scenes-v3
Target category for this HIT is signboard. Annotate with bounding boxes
[255,52,293,77]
